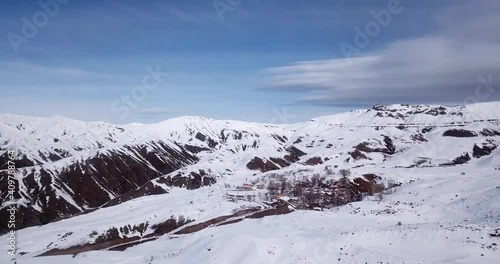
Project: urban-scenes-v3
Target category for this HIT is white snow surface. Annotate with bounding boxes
[1,102,500,263]
[2,167,499,264]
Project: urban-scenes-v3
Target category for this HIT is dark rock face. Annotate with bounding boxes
[480,129,500,137]
[443,129,478,138]
[195,132,207,141]
[293,137,303,144]
[353,177,373,193]
[373,105,449,117]
[195,132,218,148]
[407,106,447,116]
[151,217,191,235]
[354,136,395,155]
[270,157,291,168]
[453,152,472,164]
[348,150,370,161]
[473,144,497,158]
[206,138,218,148]
[284,146,306,163]
[246,146,307,172]
[411,134,427,142]
[245,204,292,219]
[0,140,199,232]
[283,154,299,163]
[159,170,217,190]
[286,146,306,157]
[442,152,472,166]
[0,152,35,170]
[246,157,280,172]
[372,104,386,111]
[353,174,383,194]
[422,127,434,133]
[424,106,447,116]
[383,136,396,154]
[305,157,323,165]
[184,144,210,154]
[271,134,287,143]
[396,125,407,130]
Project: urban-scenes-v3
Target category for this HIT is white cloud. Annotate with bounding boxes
[0,62,115,83]
[262,1,500,106]
[130,108,176,121]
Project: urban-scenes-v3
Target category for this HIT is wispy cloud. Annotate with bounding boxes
[6,62,113,79]
[0,62,116,83]
[131,107,175,121]
[1,0,496,124]
[261,0,500,106]
[104,1,218,24]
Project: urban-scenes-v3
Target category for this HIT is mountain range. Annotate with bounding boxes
[1,102,500,263]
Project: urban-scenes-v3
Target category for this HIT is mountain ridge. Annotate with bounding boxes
[1,101,499,231]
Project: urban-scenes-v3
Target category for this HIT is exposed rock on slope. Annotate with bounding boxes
[0,141,198,229]
[443,129,478,137]
[1,102,500,231]
[473,144,497,158]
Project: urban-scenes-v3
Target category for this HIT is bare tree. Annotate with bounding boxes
[311,174,321,186]
[339,169,351,178]
[280,178,286,194]
[267,180,279,199]
[324,165,334,175]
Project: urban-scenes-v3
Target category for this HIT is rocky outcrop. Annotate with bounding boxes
[353,174,384,194]
[305,157,323,165]
[348,150,370,161]
[269,157,291,168]
[246,157,280,172]
[38,216,192,257]
[443,129,478,137]
[473,144,497,158]
[480,129,500,137]
[0,152,35,170]
[354,136,395,155]
[284,146,306,163]
[411,134,427,142]
[158,170,216,190]
[0,141,199,232]
[442,152,472,166]
[195,132,218,148]
[184,144,210,154]
[246,146,307,172]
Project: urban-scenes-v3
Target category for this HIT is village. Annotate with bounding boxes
[225,167,400,211]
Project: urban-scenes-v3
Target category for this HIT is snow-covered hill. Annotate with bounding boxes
[1,102,500,263]
[1,102,500,231]
[2,162,500,263]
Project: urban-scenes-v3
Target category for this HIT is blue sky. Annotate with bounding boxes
[1,0,499,124]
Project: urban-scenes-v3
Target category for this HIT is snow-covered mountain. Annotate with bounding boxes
[1,102,500,231]
[1,102,500,263]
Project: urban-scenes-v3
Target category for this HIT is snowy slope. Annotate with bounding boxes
[2,166,499,263]
[1,101,499,232]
